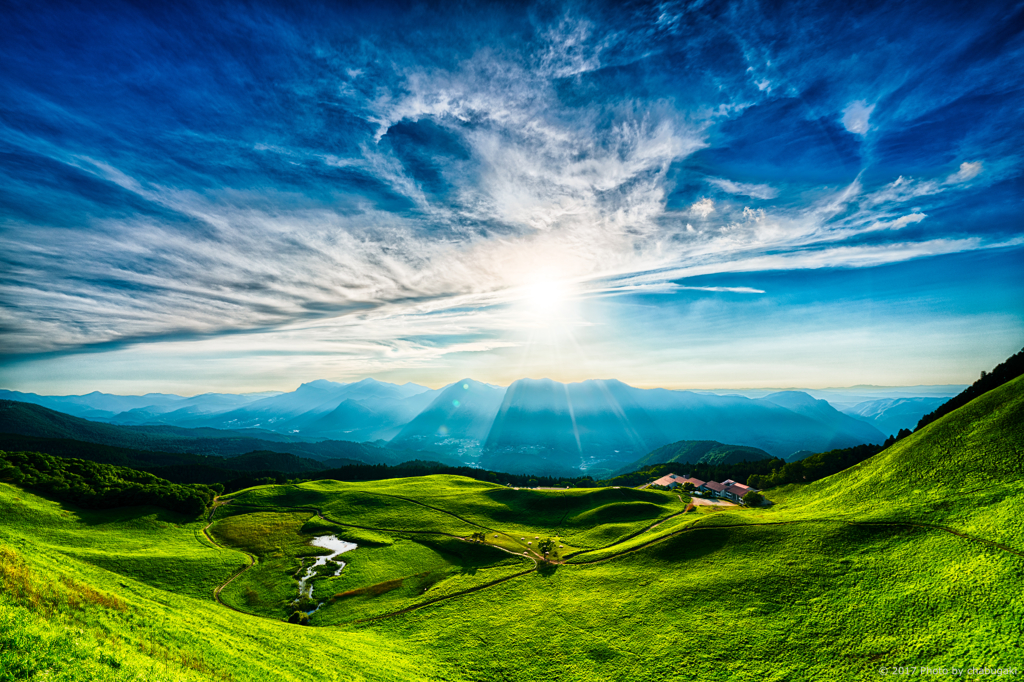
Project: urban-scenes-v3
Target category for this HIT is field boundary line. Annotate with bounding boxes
[346,568,536,625]
[566,517,1024,566]
[370,492,497,533]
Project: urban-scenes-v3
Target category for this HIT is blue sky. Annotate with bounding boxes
[0,0,1022,394]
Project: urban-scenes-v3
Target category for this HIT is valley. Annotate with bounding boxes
[1,373,1022,680]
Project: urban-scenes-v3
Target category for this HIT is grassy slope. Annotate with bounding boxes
[2,378,1023,680]
[0,484,433,682]
[768,374,1024,549]
[0,485,241,599]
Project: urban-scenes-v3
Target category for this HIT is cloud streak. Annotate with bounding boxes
[0,0,1021,390]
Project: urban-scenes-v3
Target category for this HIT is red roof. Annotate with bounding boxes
[724,484,751,497]
[683,477,706,487]
[704,481,727,492]
[652,474,682,487]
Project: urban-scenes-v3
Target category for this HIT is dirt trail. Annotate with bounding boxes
[202,500,258,613]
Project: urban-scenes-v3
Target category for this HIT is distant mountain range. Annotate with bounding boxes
[838,397,948,436]
[0,377,954,476]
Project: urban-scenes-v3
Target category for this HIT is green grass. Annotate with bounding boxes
[766,374,1024,549]
[0,504,435,682]
[3,377,1023,679]
[0,483,245,599]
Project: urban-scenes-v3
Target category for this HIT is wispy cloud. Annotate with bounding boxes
[707,177,778,200]
[0,0,1020,386]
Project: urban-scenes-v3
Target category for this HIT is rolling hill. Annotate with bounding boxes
[1,372,1021,679]
[774,373,1024,547]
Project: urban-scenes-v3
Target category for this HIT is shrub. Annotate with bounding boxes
[742,491,766,507]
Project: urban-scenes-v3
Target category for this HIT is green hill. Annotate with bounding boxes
[621,439,772,473]
[1,377,1022,680]
[771,373,1024,549]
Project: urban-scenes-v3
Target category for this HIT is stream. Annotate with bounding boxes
[295,535,357,611]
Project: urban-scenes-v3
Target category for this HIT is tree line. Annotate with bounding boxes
[0,450,217,516]
[914,346,1024,433]
[745,444,884,489]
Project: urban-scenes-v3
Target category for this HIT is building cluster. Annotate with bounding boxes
[649,473,756,504]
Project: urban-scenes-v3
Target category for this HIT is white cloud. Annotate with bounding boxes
[707,177,778,200]
[889,212,927,230]
[677,286,765,294]
[863,175,940,206]
[842,100,875,135]
[690,197,715,218]
[945,161,983,184]
[0,21,1008,364]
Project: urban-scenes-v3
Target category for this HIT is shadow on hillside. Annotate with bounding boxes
[643,525,733,562]
[72,503,192,527]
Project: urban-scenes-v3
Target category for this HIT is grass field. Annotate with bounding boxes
[2,376,1023,680]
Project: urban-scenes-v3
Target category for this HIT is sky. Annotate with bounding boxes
[0,0,1022,395]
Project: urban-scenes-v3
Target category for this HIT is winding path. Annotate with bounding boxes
[202,500,259,613]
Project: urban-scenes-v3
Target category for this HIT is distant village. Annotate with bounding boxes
[645,473,758,504]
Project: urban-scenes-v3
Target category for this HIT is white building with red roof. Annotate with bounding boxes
[651,473,684,488]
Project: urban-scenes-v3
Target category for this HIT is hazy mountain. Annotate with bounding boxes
[483,378,668,475]
[107,392,286,425]
[390,379,507,456]
[840,396,947,437]
[693,385,965,407]
[3,377,912,475]
[0,399,449,466]
[760,391,888,459]
[631,388,886,460]
[293,385,441,440]
[0,389,284,423]
[164,379,435,436]
[481,379,887,475]
[0,389,183,420]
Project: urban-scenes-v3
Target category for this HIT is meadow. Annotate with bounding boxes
[2,376,1022,680]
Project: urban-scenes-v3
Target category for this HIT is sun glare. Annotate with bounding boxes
[521,276,568,319]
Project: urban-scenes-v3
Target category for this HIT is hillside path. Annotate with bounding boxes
[202,500,258,613]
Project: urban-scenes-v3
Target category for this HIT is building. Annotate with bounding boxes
[704,480,727,497]
[651,474,709,491]
[682,477,707,491]
[651,473,684,489]
[722,483,754,503]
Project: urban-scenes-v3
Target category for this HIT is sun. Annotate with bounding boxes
[520,275,569,320]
